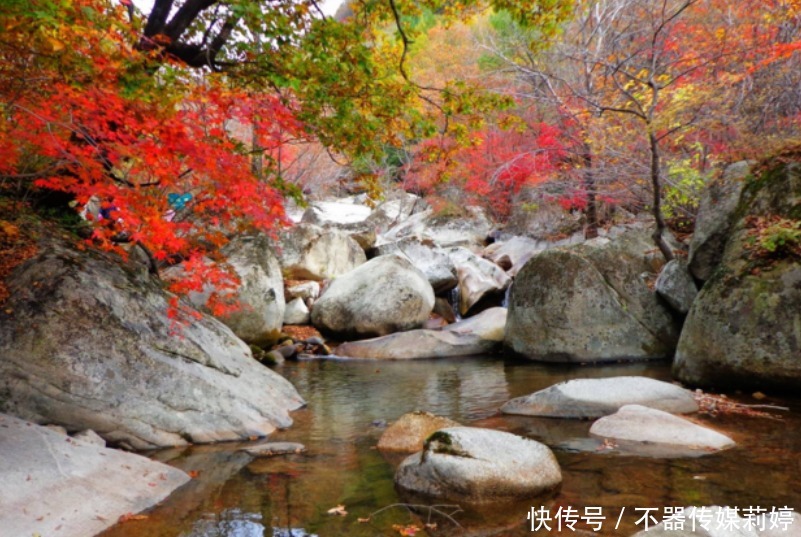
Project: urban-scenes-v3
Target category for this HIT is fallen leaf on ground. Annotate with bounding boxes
[327,504,347,516]
[118,513,148,522]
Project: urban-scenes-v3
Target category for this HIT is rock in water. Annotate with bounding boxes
[675,159,801,391]
[0,239,304,449]
[589,405,735,455]
[501,377,698,418]
[377,411,461,452]
[395,427,562,503]
[0,414,189,537]
[505,229,680,362]
[311,254,434,339]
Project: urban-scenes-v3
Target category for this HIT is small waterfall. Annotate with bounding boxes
[447,285,463,321]
[502,282,514,308]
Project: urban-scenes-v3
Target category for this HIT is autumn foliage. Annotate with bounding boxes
[0,0,303,306]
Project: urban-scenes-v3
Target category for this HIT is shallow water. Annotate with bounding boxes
[99,356,801,537]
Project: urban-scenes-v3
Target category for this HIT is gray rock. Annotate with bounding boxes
[277,223,366,281]
[376,238,457,293]
[688,161,751,281]
[73,429,106,447]
[675,161,801,391]
[377,411,461,452]
[483,236,544,277]
[505,228,680,362]
[301,200,372,227]
[395,427,561,503]
[0,414,189,537]
[0,239,304,449]
[311,255,435,339]
[240,441,306,457]
[285,280,320,300]
[44,424,68,436]
[501,376,698,418]
[283,297,310,325]
[656,259,699,314]
[380,206,493,250]
[163,235,285,345]
[448,247,511,315]
[590,404,735,454]
[335,307,507,359]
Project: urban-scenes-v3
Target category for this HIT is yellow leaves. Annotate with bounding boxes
[0,221,19,239]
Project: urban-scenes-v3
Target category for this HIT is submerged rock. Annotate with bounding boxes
[500,377,698,418]
[311,255,435,339]
[334,307,506,359]
[240,441,306,457]
[0,414,189,537]
[505,229,680,362]
[395,427,561,503]
[0,239,304,449]
[590,405,735,455]
[377,411,460,452]
[675,159,801,391]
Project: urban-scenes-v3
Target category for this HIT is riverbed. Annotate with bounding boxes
[99,356,801,536]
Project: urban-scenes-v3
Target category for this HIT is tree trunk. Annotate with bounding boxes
[649,131,674,261]
[582,146,599,239]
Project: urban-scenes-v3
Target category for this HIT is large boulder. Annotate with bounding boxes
[448,247,512,316]
[395,427,561,503]
[335,307,507,359]
[311,255,435,339]
[505,229,681,362]
[0,239,304,449]
[377,411,461,452]
[674,160,801,391]
[276,223,366,281]
[0,414,190,537]
[166,235,285,345]
[688,161,751,281]
[375,238,457,293]
[589,404,735,455]
[300,200,373,227]
[500,377,698,418]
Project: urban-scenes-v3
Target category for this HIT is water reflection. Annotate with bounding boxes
[99,357,801,537]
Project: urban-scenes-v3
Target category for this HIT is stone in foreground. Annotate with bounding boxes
[334,307,506,359]
[240,441,306,457]
[0,414,189,537]
[377,411,461,452]
[590,405,735,454]
[501,376,698,418]
[395,427,561,503]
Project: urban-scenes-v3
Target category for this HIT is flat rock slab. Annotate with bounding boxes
[335,308,506,360]
[395,427,561,504]
[240,442,306,457]
[0,414,189,537]
[501,376,698,418]
[377,411,461,452]
[590,405,735,455]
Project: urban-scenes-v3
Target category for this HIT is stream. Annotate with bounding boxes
[99,356,801,536]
